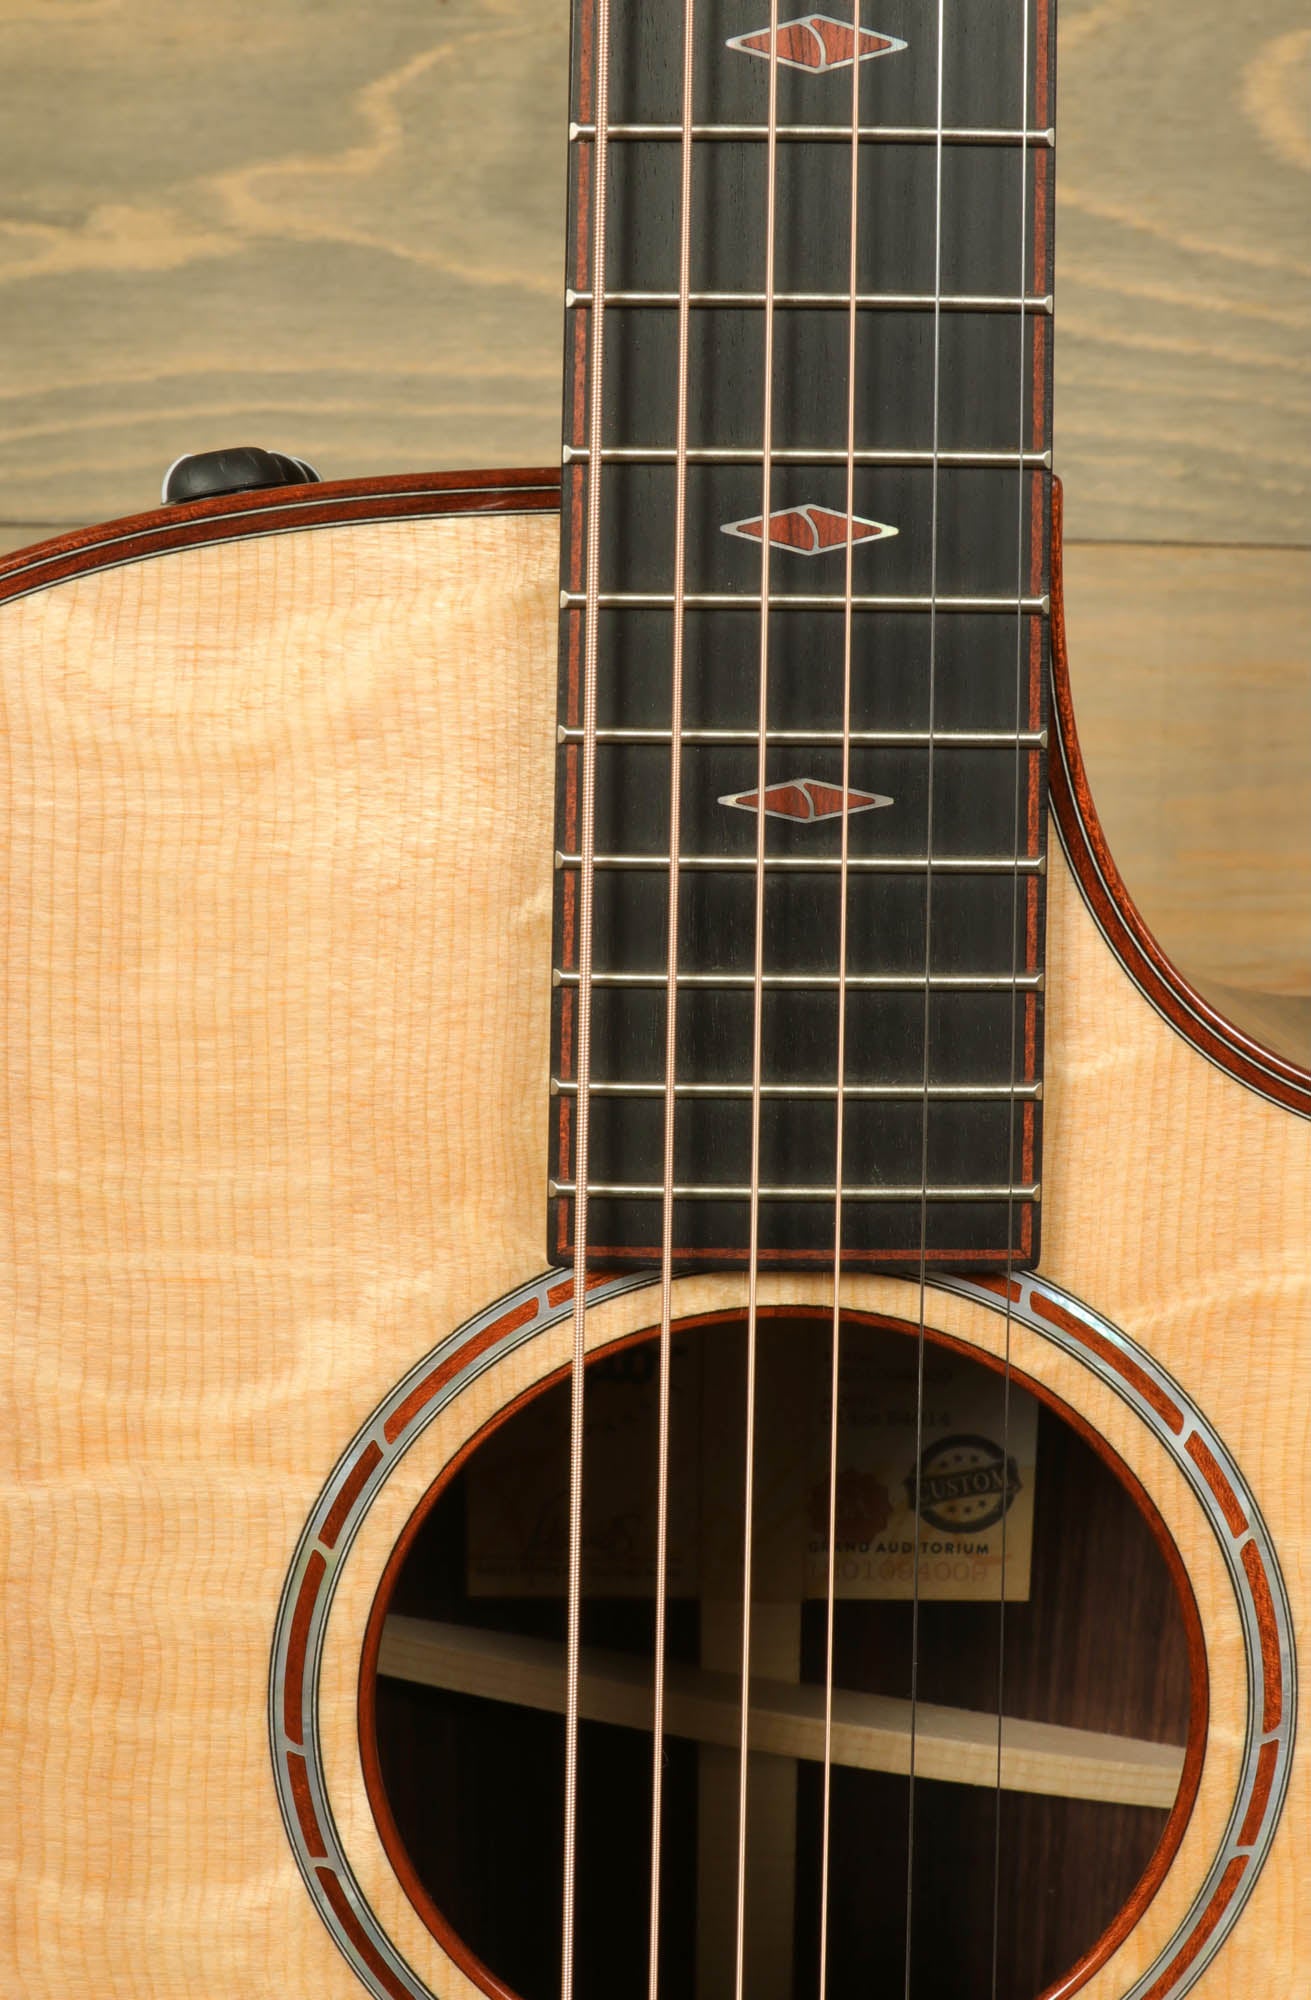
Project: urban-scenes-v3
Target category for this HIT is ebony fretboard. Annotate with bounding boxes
[550,0,1055,1271]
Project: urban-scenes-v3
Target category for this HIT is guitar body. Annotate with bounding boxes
[0,473,1307,2000]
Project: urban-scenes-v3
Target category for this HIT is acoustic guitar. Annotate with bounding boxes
[1,2,1307,1998]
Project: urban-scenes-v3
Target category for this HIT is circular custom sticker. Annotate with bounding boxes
[906,1432,1023,1534]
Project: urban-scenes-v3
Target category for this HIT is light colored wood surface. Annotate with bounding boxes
[378,1613,1190,1809]
[1055,0,1311,549]
[0,510,558,2000]
[0,506,1307,1997]
[1063,540,1311,1059]
[0,0,568,542]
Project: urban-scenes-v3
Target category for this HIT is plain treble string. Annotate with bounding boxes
[647,0,698,1992]
[905,1,949,1993]
[734,2,782,1997]
[992,0,1037,1992]
[561,0,613,1991]
[817,3,865,1996]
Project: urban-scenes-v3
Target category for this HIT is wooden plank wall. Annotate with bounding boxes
[0,0,1305,1057]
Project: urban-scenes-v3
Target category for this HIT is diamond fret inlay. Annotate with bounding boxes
[719,779,895,822]
[722,504,898,554]
[727,14,907,71]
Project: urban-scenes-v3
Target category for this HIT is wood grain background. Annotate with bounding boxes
[0,0,1305,1053]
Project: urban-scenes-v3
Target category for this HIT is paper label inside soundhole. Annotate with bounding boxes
[465,1336,1036,1602]
[806,1342,1037,1601]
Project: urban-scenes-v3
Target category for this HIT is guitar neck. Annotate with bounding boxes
[551,0,1057,1272]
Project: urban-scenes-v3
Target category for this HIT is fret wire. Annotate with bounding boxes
[551,1088,1047,1104]
[556,852,1045,873]
[554,969,1043,990]
[570,121,1055,147]
[551,1179,1042,1201]
[561,727,1047,746]
[561,591,1050,612]
[568,287,1052,313]
[564,446,1053,468]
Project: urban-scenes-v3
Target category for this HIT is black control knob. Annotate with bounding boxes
[161,447,321,505]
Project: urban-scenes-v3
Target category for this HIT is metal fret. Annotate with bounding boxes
[570,122,1055,147]
[560,727,1047,747]
[554,969,1043,990]
[552,1079,1044,1100]
[564,445,1052,469]
[551,1179,1041,1202]
[568,287,1053,314]
[560,591,1050,614]
[557,852,1046,874]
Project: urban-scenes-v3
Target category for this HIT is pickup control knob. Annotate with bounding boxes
[161,447,321,506]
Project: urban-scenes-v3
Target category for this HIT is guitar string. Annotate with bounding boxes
[561,0,613,1990]
[734,3,782,1995]
[992,1,1037,1991]
[647,0,698,1990]
[905,2,948,1992]
[817,5,865,1994]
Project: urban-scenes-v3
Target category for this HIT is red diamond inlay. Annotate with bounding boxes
[719,779,894,822]
[727,15,906,72]
[722,504,897,555]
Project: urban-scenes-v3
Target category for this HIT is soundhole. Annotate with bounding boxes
[367,1313,1197,2000]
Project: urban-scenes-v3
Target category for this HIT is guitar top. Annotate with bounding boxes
[0,6,1308,2000]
